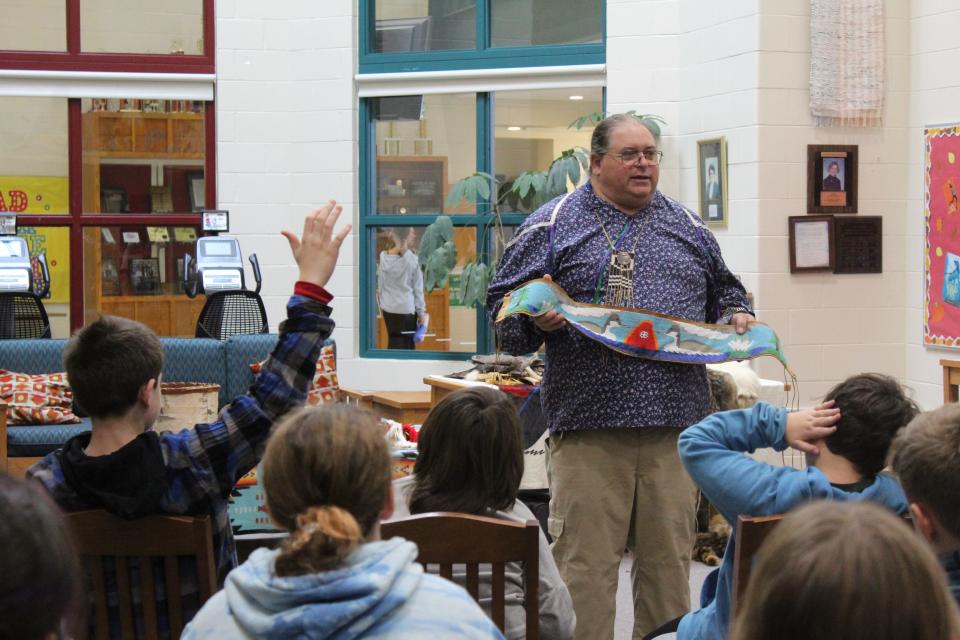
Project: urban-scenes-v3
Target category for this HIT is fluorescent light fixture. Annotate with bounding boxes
[568,95,584,101]
[507,125,523,131]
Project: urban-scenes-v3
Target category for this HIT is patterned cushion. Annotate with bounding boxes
[8,420,92,457]
[249,342,339,406]
[224,333,279,405]
[0,370,80,425]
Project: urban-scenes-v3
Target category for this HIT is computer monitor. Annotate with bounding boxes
[201,210,229,233]
[0,213,16,236]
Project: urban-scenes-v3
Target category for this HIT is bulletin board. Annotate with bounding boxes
[924,125,960,347]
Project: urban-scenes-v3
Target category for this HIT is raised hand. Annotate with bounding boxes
[281,200,351,288]
[785,399,840,455]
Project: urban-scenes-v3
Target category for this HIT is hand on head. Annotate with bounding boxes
[785,399,840,455]
[282,200,351,289]
[533,274,567,332]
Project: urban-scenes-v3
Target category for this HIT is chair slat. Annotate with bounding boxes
[491,561,506,631]
[165,556,183,635]
[139,557,159,640]
[381,512,540,639]
[89,557,110,640]
[114,557,135,639]
[439,562,453,580]
[466,563,480,600]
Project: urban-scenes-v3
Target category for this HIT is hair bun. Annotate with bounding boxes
[290,505,362,551]
[276,505,363,575]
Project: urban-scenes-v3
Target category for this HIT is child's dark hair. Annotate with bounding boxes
[821,373,918,476]
[409,386,524,515]
[891,404,960,541]
[263,404,391,577]
[64,315,164,418]
[0,474,82,640]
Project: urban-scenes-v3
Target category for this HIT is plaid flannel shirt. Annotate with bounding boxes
[28,293,333,585]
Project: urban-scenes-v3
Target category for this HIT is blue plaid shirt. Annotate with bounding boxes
[941,551,960,608]
[28,294,333,584]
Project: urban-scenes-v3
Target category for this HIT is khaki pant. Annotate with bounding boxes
[547,428,697,640]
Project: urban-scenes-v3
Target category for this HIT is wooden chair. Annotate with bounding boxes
[730,514,784,618]
[730,510,915,616]
[382,512,540,639]
[66,510,217,640]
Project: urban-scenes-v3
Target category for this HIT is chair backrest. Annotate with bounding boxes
[731,513,783,618]
[66,510,217,640]
[381,512,540,639]
[195,290,268,341]
[0,291,51,339]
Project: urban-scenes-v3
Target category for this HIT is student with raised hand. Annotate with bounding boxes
[182,404,504,640]
[27,202,348,596]
[0,474,82,640]
[729,501,960,640]
[390,386,575,640]
[675,373,919,640]
[891,403,960,605]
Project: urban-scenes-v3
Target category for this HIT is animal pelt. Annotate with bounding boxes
[694,512,732,567]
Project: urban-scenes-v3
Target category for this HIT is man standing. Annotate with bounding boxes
[487,114,753,640]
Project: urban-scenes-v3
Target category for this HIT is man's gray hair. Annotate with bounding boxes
[590,114,661,157]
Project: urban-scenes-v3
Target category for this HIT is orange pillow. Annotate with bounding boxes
[0,370,81,425]
[249,344,339,406]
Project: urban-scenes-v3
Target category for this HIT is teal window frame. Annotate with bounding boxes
[359,0,605,74]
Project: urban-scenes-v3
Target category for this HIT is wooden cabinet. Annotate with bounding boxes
[82,111,206,336]
[377,287,450,351]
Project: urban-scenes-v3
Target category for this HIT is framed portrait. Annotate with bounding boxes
[100,188,128,213]
[186,171,205,212]
[697,137,728,226]
[807,145,858,213]
[789,215,835,273]
[129,257,161,294]
[101,257,120,296]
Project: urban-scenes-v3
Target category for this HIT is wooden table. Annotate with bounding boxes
[423,375,496,406]
[369,390,432,424]
[940,359,960,403]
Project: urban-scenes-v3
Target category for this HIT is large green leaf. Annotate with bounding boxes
[446,172,498,208]
[419,216,454,269]
[423,241,457,291]
[459,260,490,308]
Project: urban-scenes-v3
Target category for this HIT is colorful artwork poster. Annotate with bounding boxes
[925,125,960,347]
[0,176,69,214]
[17,226,70,304]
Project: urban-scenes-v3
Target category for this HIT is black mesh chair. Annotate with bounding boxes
[0,291,51,339]
[195,290,268,341]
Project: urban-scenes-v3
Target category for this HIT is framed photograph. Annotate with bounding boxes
[150,186,173,213]
[129,258,161,294]
[807,145,858,213]
[789,215,835,273]
[697,137,728,226]
[101,188,128,213]
[101,257,120,295]
[186,171,205,212]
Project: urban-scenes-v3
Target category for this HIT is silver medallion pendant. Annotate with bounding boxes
[605,250,635,308]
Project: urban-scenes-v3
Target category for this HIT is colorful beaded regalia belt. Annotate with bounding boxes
[496,278,794,377]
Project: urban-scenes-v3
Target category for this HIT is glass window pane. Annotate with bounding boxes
[17,225,71,338]
[0,97,69,215]
[374,94,476,215]
[81,0,203,54]
[82,224,205,336]
[373,0,475,52]
[494,87,601,214]
[0,0,66,51]
[81,99,206,214]
[371,224,477,353]
[491,0,602,47]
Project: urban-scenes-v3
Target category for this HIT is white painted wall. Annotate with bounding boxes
[749,0,911,406]
[906,1,960,408]
[216,0,469,390]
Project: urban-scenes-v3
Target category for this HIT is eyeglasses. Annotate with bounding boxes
[609,148,663,166]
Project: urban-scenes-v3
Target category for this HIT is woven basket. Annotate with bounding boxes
[156,382,220,433]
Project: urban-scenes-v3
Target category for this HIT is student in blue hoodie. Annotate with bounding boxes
[182,403,503,640]
[674,372,918,640]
